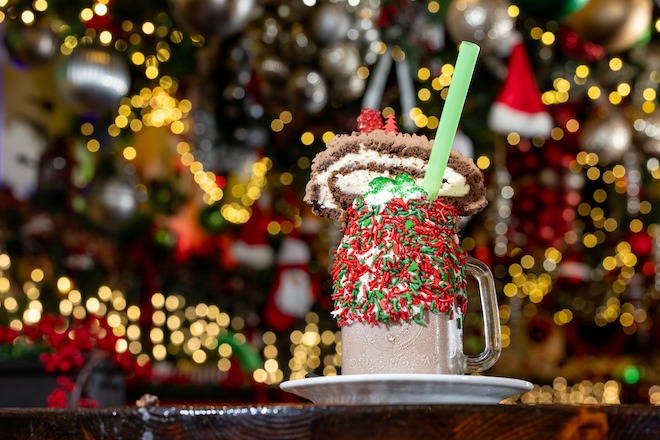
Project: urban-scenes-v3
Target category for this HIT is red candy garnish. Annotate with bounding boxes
[357,108,384,133]
[383,113,398,134]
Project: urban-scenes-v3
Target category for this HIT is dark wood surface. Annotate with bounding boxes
[0,404,658,439]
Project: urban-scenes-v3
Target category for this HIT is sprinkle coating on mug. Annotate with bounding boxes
[331,183,468,327]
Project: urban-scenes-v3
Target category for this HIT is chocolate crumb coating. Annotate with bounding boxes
[304,130,487,221]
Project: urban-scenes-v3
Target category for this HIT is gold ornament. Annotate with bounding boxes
[566,0,652,53]
[579,108,632,162]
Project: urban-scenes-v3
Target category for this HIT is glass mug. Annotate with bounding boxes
[340,258,501,375]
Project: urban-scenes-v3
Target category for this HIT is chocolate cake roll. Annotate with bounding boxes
[304,128,487,222]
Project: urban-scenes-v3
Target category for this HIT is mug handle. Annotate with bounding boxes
[464,257,502,373]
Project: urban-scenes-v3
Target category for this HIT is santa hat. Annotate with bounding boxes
[487,33,553,138]
[556,258,591,284]
[264,234,320,331]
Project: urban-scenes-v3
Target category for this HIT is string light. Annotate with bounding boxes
[507,379,621,405]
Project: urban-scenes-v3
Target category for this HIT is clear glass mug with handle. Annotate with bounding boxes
[340,257,501,375]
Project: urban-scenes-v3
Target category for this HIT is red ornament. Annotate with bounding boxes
[629,231,653,256]
[357,108,384,133]
[557,26,605,62]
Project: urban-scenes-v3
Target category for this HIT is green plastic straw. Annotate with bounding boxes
[422,41,480,200]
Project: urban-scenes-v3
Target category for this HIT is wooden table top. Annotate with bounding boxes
[0,403,658,439]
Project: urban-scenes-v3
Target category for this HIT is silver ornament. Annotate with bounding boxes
[88,178,138,230]
[55,46,131,115]
[632,110,660,156]
[333,74,366,102]
[349,17,380,46]
[312,3,352,44]
[4,21,59,68]
[445,0,515,53]
[286,69,328,114]
[319,42,361,79]
[169,0,255,38]
[579,109,632,162]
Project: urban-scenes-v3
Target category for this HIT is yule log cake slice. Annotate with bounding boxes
[304,129,486,222]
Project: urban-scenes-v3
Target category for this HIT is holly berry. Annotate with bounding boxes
[357,108,384,133]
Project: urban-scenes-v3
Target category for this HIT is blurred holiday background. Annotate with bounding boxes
[0,0,658,406]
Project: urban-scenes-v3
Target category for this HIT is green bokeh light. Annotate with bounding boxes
[623,365,641,384]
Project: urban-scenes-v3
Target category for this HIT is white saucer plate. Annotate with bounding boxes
[280,374,533,405]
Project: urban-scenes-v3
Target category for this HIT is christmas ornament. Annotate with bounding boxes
[286,68,328,114]
[88,177,138,231]
[167,200,214,261]
[579,108,632,162]
[350,13,381,47]
[633,110,660,157]
[4,21,59,69]
[169,0,255,38]
[319,42,361,79]
[250,0,377,116]
[557,25,605,61]
[378,0,442,52]
[55,46,131,115]
[264,235,318,331]
[312,3,352,44]
[487,34,553,138]
[512,0,587,18]
[332,74,366,102]
[566,0,653,53]
[445,0,516,54]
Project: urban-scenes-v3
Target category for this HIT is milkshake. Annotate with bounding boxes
[305,109,499,375]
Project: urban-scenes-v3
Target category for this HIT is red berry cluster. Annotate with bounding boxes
[48,376,98,408]
[0,313,152,407]
[357,108,399,134]
[357,108,384,132]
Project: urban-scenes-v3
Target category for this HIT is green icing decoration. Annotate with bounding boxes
[364,173,428,203]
